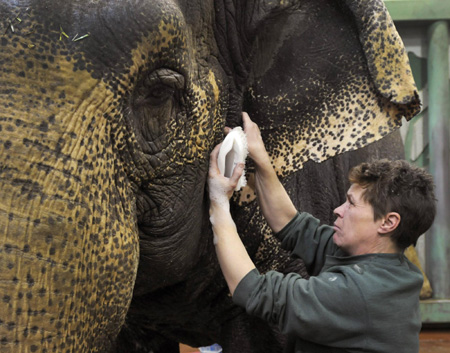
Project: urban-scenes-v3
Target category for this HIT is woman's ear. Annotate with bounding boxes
[379,212,401,234]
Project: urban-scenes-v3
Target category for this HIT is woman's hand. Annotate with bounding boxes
[208,143,244,209]
[242,112,271,168]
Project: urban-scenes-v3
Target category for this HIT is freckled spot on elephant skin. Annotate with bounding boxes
[26,273,35,287]
[0,337,8,346]
[38,121,49,132]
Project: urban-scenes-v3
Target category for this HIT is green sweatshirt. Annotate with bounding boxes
[233,213,423,353]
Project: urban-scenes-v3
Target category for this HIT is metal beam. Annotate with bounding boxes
[426,21,450,299]
[421,300,450,323]
[384,0,450,21]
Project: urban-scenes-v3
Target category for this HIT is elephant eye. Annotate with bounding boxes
[146,84,175,106]
[134,68,185,107]
[129,68,186,153]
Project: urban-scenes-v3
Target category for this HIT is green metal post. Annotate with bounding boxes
[426,21,450,299]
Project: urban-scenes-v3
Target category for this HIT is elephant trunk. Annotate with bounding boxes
[0,109,139,351]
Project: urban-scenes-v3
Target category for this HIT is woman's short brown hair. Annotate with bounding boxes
[348,159,436,251]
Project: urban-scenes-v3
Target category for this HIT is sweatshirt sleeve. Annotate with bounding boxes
[275,213,339,276]
[233,268,368,347]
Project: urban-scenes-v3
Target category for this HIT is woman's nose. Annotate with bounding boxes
[334,203,345,218]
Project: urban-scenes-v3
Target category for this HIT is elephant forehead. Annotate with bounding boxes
[0,0,215,75]
[0,26,116,184]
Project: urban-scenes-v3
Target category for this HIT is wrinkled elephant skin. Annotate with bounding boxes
[0,1,419,352]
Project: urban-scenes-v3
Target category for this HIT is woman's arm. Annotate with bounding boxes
[242,112,297,233]
[208,144,256,295]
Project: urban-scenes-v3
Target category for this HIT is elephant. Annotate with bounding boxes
[0,0,420,352]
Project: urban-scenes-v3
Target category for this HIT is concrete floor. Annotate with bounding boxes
[180,329,450,352]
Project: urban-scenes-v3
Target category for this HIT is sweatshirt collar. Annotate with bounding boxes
[322,252,405,270]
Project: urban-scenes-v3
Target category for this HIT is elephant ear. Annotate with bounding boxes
[342,0,418,106]
[221,0,420,176]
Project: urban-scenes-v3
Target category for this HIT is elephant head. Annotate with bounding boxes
[0,0,418,352]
